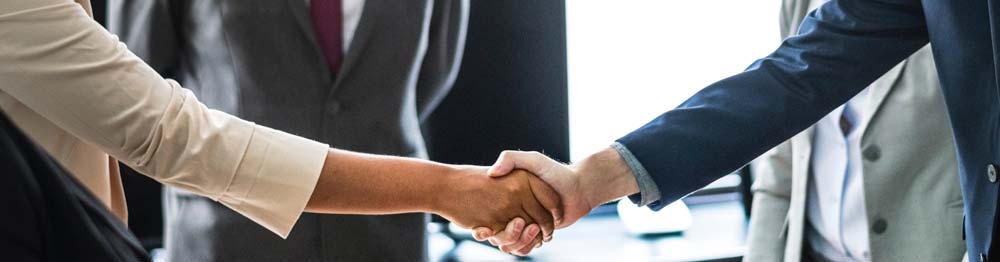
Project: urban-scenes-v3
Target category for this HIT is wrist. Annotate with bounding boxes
[426,165,478,216]
[571,147,639,206]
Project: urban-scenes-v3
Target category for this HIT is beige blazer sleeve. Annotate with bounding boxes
[0,0,329,238]
[744,141,795,262]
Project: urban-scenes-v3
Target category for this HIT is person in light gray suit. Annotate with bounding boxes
[744,0,965,261]
[107,0,468,261]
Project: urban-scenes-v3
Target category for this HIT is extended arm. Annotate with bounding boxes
[484,0,930,252]
[0,0,558,240]
[305,149,560,238]
[617,0,928,209]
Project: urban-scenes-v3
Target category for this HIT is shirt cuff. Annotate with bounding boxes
[216,125,329,238]
[610,142,662,207]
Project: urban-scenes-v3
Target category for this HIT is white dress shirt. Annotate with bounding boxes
[806,87,873,261]
[0,0,329,238]
[308,0,366,52]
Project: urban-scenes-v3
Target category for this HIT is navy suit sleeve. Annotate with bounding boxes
[617,0,929,210]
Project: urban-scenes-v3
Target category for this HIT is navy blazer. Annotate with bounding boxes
[617,0,999,260]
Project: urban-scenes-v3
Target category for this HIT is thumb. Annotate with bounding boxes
[488,151,547,177]
[487,151,517,177]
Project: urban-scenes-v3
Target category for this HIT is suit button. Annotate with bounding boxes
[325,101,342,114]
[871,218,888,234]
[863,146,881,161]
[988,164,997,183]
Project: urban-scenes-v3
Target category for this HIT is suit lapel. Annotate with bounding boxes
[287,0,383,93]
[287,0,322,57]
[784,127,814,262]
[861,60,907,130]
[329,0,379,94]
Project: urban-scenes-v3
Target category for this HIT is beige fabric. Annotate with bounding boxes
[0,0,329,238]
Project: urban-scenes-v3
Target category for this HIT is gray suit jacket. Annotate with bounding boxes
[107,0,468,261]
[744,1,964,261]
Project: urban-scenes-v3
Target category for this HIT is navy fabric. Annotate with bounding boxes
[616,0,1000,259]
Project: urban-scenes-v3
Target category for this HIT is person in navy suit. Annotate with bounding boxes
[476,0,1000,261]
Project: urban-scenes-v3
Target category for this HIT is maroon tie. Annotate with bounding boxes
[311,0,343,75]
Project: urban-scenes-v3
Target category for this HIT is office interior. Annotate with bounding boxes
[32,0,795,261]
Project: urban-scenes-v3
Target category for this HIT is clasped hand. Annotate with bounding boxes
[441,150,614,256]
[464,148,635,256]
[434,167,563,252]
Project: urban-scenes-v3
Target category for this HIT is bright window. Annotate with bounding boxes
[567,0,782,162]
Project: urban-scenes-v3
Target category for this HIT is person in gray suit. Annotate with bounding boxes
[107,0,470,261]
[743,0,965,261]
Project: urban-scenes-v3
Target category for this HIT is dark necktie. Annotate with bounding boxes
[311,0,343,75]
[839,106,853,136]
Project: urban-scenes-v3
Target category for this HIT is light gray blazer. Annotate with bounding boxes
[744,0,965,261]
[107,0,468,261]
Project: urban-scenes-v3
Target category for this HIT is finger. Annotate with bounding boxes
[505,224,540,256]
[472,227,494,241]
[487,151,518,177]
[522,204,554,242]
[534,228,544,247]
[519,186,555,241]
[488,151,547,177]
[499,243,515,254]
[513,236,542,256]
[488,237,500,246]
[526,172,564,227]
[493,217,526,246]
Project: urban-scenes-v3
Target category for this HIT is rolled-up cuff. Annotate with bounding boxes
[216,125,328,238]
[610,142,662,207]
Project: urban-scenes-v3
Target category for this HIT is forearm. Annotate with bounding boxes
[305,148,457,215]
[571,147,640,206]
[305,149,560,236]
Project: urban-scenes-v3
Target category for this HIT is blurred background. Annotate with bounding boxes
[91,0,781,260]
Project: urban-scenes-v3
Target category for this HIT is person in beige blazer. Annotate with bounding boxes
[0,0,555,253]
[743,0,966,261]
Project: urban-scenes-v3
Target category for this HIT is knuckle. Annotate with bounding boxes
[521,232,534,242]
[503,233,519,243]
[510,225,523,234]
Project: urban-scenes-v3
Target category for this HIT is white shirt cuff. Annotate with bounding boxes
[216,125,328,238]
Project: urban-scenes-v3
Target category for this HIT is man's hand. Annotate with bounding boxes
[433,167,562,244]
[472,217,544,255]
[478,148,641,255]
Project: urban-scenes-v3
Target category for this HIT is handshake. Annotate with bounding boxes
[434,148,640,256]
